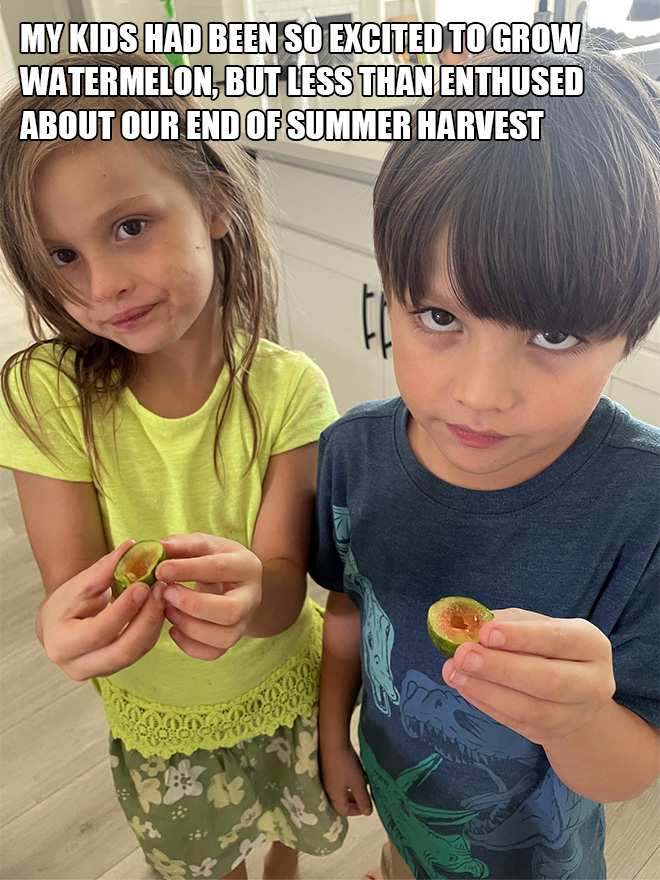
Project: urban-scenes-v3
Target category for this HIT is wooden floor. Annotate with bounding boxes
[1,292,659,880]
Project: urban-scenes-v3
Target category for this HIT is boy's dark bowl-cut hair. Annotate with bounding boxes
[374,50,660,353]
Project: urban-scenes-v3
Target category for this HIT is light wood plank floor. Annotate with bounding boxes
[1,294,659,880]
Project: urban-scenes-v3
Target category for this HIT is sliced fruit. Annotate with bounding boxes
[112,540,166,597]
[427,596,494,658]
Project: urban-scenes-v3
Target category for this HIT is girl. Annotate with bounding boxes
[0,52,347,879]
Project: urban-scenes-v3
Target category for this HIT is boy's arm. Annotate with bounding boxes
[543,698,660,802]
[444,609,660,802]
[319,590,372,816]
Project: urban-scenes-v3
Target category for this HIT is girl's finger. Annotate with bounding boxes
[163,582,259,626]
[156,548,261,592]
[168,626,228,661]
[66,589,166,677]
[165,604,246,650]
[76,539,136,600]
[68,583,163,658]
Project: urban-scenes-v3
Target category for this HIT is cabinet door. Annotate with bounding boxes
[276,227,396,415]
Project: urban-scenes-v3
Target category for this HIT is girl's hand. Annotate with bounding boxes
[157,533,262,661]
[320,741,373,817]
[38,540,166,681]
[442,608,616,747]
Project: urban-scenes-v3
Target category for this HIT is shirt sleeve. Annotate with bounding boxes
[270,353,339,456]
[309,428,348,593]
[0,349,92,482]
[609,543,660,728]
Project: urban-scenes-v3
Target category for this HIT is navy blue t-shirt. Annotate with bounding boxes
[310,396,659,880]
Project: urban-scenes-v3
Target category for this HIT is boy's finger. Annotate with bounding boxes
[353,784,373,816]
[478,617,609,661]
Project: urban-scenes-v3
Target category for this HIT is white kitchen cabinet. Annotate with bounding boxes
[275,226,397,414]
[260,156,398,414]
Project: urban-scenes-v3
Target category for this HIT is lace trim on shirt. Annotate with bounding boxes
[93,620,322,759]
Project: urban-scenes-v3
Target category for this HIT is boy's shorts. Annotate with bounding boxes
[381,838,415,880]
[109,710,348,880]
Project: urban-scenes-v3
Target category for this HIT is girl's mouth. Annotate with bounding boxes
[447,424,507,449]
[108,304,156,329]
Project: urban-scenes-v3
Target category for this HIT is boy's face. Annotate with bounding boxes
[389,238,627,490]
[32,137,228,356]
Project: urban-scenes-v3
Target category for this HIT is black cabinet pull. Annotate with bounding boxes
[380,293,392,359]
[362,284,376,350]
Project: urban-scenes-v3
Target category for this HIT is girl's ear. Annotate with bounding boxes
[210,210,231,240]
[208,176,232,240]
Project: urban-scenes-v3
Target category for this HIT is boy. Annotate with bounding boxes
[310,50,660,880]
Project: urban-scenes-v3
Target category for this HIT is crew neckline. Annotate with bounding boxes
[393,396,617,515]
[123,365,230,423]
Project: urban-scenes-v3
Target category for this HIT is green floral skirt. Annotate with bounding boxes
[110,709,348,879]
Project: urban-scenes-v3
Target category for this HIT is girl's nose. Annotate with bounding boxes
[87,256,131,303]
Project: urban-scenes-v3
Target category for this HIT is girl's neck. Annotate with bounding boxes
[130,298,226,418]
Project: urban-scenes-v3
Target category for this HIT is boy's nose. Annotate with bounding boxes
[452,351,518,413]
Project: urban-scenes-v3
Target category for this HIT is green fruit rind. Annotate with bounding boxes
[113,540,166,597]
[427,596,494,658]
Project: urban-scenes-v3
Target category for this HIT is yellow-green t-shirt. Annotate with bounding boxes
[0,339,339,757]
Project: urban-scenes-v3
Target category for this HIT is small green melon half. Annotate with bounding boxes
[112,540,166,597]
[427,596,494,658]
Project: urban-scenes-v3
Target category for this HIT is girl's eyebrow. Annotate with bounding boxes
[41,196,150,247]
[95,195,149,227]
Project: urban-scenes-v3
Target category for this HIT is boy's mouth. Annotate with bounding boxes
[447,424,507,449]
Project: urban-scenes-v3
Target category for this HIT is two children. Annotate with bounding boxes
[0,53,347,880]
[311,49,660,880]
[1,41,658,880]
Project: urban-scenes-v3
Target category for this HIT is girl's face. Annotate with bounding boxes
[33,137,228,355]
[389,236,627,490]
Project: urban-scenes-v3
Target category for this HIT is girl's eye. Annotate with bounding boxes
[50,248,77,267]
[117,218,145,240]
[419,309,462,332]
[531,331,580,351]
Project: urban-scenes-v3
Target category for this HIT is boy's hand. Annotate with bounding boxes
[442,608,616,747]
[320,742,373,817]
[157,533,262,661]
[38,540,166,681]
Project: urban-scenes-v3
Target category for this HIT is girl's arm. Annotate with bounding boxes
[248,440,319,636]
[14,470,165,679]
[319,591,372,816]
[155,441,319,657]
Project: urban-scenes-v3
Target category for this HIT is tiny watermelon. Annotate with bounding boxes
[112,540,166,598]
[427,596,494,657]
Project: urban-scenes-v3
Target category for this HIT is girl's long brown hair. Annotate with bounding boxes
[0,52,278,480]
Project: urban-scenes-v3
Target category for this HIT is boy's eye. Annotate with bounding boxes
[117,218,145,240]
[419,308,462,332]
[531,331,580,351]
[50,248,77,267]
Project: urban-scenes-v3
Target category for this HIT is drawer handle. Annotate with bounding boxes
[362,284,376,350]
[380,293,392,360]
